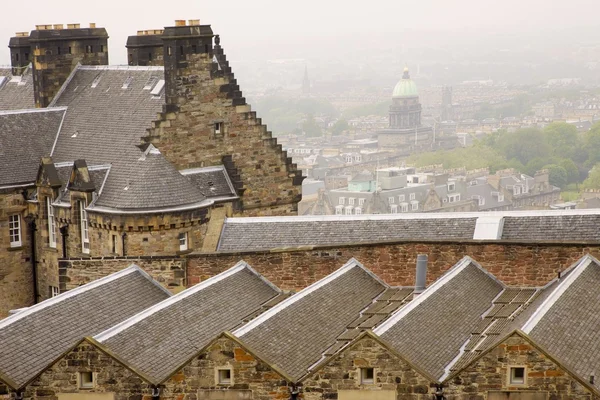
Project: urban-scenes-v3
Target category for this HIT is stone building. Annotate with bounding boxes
[0,20,304,316]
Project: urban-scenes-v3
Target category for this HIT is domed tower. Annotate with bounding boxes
[389,67,422,129]
[376,67,432,150]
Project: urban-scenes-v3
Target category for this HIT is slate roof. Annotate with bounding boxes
[523,255,600,391]
[0,67,35,111]
[54,163,110,204]
[215,210,600,252]
[96,262,280,383]
[0,265,170,389]
[234,259,387,381]
[181,166,237,199]
[374,257,505,381]
[0,108,66,187]
[217,215,478,252]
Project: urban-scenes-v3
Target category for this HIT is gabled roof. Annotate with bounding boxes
[0,265,170,389]
[374,256,505,381]
[180,165,237,200]
[0,108,66,188]
[95,261,281,383]
[522,255,600,391]
[234,258,388,381]
[0,66,35,111]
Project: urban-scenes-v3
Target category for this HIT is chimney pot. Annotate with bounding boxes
[89,23,96,28]
[67,23,81,29]
[414,254,428,296]
[16,32,29,37]
[137,30,144,36]
[53,24,64,30]
[175,20,186,27]
[188,19,200,26]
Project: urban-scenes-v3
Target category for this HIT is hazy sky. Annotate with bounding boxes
[0,0,599,65]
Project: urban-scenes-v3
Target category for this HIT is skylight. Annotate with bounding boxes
[122,76,134,89]
[150,79,165,96]
[143,77,158,90]
[91,75,102,88]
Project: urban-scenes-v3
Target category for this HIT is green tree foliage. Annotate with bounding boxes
[542,164,568,189]
[302,114,323,137]
[558,158,580,184]
[331,119,349,136]
[543,122,580,160]
[496,128,551,165]
[582,164,600,189]
[408,145,507,170]
[584,123,600,167]
[524,157,548,176]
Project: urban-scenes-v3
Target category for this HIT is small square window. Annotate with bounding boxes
[50,286,59,297]
[218,369,232,385]
[79,372,94,389]
[509,367,525,385]
[215,122,224,138]
[360,367,374,384]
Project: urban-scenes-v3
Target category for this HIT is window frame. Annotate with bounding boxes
[79,200,90,254]
[78,371,94,389]
[179,232,188,251]
[9,214,22,247]
[216,368,233,385]
[508,366,526,385]
[50,286,60,297]
[358,198,365,206]
[359,367,375,385]
[47,198,57,248]
[409,193,416,201]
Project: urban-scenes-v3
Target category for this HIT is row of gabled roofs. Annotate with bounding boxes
[1,254,600,392]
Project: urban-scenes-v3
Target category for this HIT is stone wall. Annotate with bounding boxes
[187,240,600,290]
[58,257,186,293]
[302,334,433,399]
[145,30,303,215]
[446,333,597,399]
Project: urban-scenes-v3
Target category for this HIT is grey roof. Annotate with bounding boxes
[96,262,279,383]
[217,215,477,252]
[502,215,600,241]
[0,108,66,187]
[0,67,35,111]
[91,146,207,210]
[0,265,170,389]
[525,256,600,391]
[181,166,237,199]
[55,163,110,203]
[235,259,387,381]
[375,257,505,380]
[467,183,512,210]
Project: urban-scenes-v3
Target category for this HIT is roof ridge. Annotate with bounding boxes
[234,258,381,337]
[374,256,477,335]
[48,63,81,107]
[0,264,143,330]
[78,65,164,71]
[0,106,68,116]
[521,255,596,334]
[94,261,252,342]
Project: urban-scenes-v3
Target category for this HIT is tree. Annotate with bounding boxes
[331,119,349,135]
[496,128,551,165]
[585,123,600,167]
[302,114,322,137]
[524,157,548,177]
[558,158,580,184]
[543,122,580,160]
[582,164,600,190]
[542,164,568,189]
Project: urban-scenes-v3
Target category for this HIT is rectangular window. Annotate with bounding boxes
[9,214,21,247]
[47,198,56,248]
[217,369,232,385]
[390,204,398,214]
[349,198,355,205]
[335,205,343,215]
[179,232,188,251]
[411,201,419,211]
[214,122,224,137]
[85,45,92,53]
[344,206,353,215]
[68,46,72,54]
[167,46,172,56]
[80,201,90,254]
[401,203,409,213]
[78,372,94,389]
[399,194,405,202]
[388,197,395,204]
[358,198,365,206]
[509,367,525,385]
[112,234,117,254]
[409,193,415,201]
[448,182,456,192]
[360,367,374,385]
[100,45,104,53]
[339,197,345,205]
[355,207,362,215]
[50,286,59,297]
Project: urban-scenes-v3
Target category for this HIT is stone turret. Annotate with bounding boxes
[8,32,31,75]
[126,29,164,66]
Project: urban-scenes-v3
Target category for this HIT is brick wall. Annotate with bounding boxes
[58,257,186,293]
[187,241,600,290]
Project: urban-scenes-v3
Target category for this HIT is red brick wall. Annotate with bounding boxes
[188,241,600,290]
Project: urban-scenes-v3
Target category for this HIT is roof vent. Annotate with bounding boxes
[473,216,504,240]
[414,254,427,296]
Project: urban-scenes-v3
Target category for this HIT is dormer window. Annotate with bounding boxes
[448,182,456,192]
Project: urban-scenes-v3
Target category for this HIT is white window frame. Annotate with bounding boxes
[9,214,22,247]
[47,198,56,248]
[355,207,362,215]
[339,197,345,205]
[344,206,353,215]
[349,197,355,205]
[390,204,398,214]
[179,232,188,251]
[411,201,419,211]
[514,186,521,195]
[358,198,365,206]
[448,182,456,192]
[509,366,526,385]
[498,194,505,202]
[50,286,60,297]
[360,367,375,385]
[335,205,343,215]
[78,371,94,389]
[388,197,395,204]
[79,200,90,254]
[216,368,233,385]
[401,203,409,213]
[409,193,416,201]
[399,194,405,202]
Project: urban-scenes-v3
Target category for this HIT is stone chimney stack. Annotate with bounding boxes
[8,32,31,75]
[29,23,109,107]
[126,29,165,66]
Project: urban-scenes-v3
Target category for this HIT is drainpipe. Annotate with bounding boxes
[24,215,39,304]
[121,232,127,256]
[59,225,69,258]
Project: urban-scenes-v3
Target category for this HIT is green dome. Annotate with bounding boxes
[392,67,418,98]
